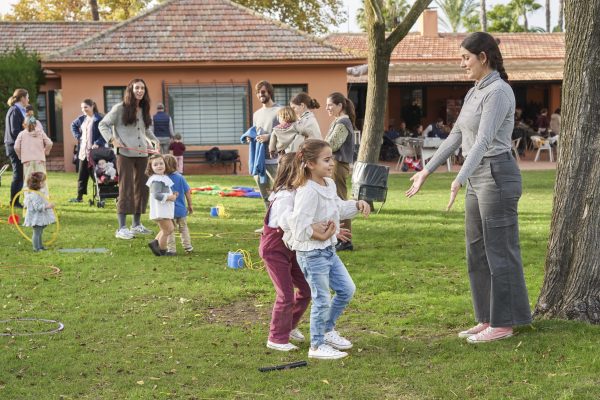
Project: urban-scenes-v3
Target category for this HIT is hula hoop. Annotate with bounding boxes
[0,318,64,337]
[216,232,261,240]
[178,232,213,238]
[0,264,61,276]
[10,189,60,245]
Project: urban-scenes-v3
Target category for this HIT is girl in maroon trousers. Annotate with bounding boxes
[259,153,311,351]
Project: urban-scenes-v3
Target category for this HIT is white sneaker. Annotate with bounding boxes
[254,227,264,234]
[115,227,134,240]
[266,341,298,351]
[324,330,353,350]
[308,344,348,360]
[130,224,152,235]
[289,328,305,342]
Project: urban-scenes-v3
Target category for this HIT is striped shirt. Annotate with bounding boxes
[425,71,516,185]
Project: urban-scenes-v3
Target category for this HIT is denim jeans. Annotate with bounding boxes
[296,246,356,348]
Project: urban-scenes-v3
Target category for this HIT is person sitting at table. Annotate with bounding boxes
[397,121,411,138]
[411,124,424,138]
[423,118,448,139]
[384,123,400,141]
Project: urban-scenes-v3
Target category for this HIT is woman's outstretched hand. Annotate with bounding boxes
[446,179,462,211]
[405,170,430,197]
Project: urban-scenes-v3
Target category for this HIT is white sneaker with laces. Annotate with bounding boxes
[130,224,152,235]
[308,344,348,360]
[289,328,305,342]
[266,341,299,352]
[324,330,353,350]
[115,228,134,240]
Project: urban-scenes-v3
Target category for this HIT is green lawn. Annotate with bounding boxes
[0,170,598,399]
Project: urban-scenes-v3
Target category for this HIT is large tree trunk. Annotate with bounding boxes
[480,0,487,31]
[534,0,600,323]
[358,0,431,163]
[89,0,99,20]
[545,0,551,31]
[357,19,390,163]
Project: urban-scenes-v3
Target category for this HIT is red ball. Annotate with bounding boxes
[8,214,20,224]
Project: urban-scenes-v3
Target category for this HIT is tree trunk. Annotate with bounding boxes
[89,0,99,20]
[545,0,551,31]
[358,22,390,163]
[523,11,528,31]
[535,0,600,324]
[557,0,564,31]
[358,0,431,164]
[480,0,487,31]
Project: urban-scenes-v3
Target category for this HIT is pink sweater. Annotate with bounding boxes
[14,124,53,163]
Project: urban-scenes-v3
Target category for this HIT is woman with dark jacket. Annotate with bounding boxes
[69,99,106,203]
[4,88,29,208]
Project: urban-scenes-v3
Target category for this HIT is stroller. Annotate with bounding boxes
[88,147,119,208]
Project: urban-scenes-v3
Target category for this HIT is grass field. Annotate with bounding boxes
[0,170,598,399]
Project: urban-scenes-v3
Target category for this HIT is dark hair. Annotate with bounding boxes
[27,172,45,191]
[255,80,274,100]
[174,133,182,140]
[145,154,166,176]
[162,154,178,175]
[291,92,320,110]
[554,108,560,114]
[83,98,99,114]
[461,32,508,82]
[123,78,152,128]
[291,139,331,189]
[540,108,548,114]
[7,88,28,106]
[25,105,34,112]
[327,92,356,129]
[272,152,298,192]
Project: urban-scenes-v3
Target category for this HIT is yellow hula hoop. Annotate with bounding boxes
[10,189,60,246]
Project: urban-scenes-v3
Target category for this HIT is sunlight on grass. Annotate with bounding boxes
[1,170,598,399]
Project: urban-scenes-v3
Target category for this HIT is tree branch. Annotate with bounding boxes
[366,0,385,25]
[386,0,433,49]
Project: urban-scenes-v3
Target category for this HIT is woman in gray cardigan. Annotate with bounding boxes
[99,78,159,240]
[406,32,532,343]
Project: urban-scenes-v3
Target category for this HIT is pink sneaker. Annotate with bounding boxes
[467,327,513,343]
[457,323,489,338]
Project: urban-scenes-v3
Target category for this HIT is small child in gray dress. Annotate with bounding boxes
[23,172,55,251]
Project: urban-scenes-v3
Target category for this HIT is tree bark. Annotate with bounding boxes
[534,0,600,324]
[358,0,431,164]
[480,0,487,31]
[89,0,100,21]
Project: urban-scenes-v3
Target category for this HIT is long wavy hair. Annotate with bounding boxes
[290,139,331,189]
[327,92,356,129]
[122,78,152,128]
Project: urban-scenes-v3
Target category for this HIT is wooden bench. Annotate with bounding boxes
[183,149,241,174]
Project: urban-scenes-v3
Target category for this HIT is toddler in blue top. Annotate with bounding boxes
[164,154,194,254]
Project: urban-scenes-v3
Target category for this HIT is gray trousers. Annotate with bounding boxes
[465,152,532,327]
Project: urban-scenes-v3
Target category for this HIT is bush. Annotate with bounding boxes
[0,46,45,158]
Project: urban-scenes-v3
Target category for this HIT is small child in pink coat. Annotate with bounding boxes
[14,107,53,182]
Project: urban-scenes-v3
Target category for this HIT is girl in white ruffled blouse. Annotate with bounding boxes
[145,154,177,256]
[284,139,370,360]
[23,172,55,251]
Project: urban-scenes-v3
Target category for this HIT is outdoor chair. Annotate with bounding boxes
[395,139,418,170]
[511,137,521,162]
[0,164,9,187]
[531,135,554,162]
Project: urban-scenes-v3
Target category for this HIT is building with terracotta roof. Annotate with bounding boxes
[1,0,360,173]
[325,9,564,133]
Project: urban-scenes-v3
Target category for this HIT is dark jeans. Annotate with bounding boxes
[76,158,91,199]
[6,145,23,206]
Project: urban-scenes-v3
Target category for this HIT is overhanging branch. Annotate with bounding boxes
[386,0,433,49]
[366,0,384,25]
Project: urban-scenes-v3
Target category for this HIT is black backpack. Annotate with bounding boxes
[205,147,221,164]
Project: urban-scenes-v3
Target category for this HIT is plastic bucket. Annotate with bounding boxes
[210,206,219,217]
[227,251,244,269]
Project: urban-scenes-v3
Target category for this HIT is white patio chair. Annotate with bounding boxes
[531,135,553,162]
[395,140,418,170]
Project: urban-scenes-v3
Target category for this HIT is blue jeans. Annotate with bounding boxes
[296,246,356,348]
